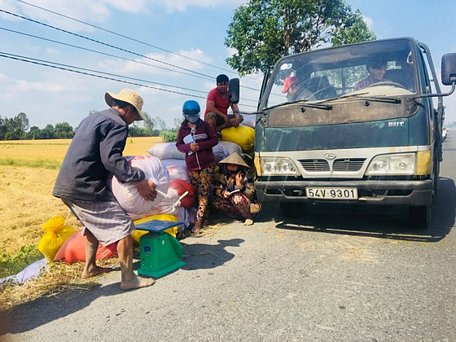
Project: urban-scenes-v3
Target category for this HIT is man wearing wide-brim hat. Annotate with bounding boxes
[53,88,156,290]
[212,152,261,226]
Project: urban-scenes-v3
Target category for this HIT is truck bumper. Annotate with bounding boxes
[255,179,433,207]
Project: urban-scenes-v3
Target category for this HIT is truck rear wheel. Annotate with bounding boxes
[409,205,431,230]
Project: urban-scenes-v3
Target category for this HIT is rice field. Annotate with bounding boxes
[0,137,163,256]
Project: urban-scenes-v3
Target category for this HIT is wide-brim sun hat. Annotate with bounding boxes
[219,152,249,168]
[105,89,146,121]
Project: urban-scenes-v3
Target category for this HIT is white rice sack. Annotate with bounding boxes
[129,188,180,221]
[161,159,190,181]
[110,155,170,216]
[147,142,184,160]
[241,115,256,128]
[213,141,243,162]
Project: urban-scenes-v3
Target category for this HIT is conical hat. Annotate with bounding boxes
[219,152,249,168]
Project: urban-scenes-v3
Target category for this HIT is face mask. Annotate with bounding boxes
[185,114,199,124]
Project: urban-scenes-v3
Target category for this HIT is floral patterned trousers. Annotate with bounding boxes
[188,166,214,226]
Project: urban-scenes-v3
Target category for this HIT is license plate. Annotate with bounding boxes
[306,187,358,200]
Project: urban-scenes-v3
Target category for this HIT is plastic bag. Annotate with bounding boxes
[54,231,117,263]
[37,216,77,262]
[221,126,255,152]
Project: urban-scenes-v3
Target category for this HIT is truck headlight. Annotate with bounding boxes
[366,153,416,175]
[260,157,299,176]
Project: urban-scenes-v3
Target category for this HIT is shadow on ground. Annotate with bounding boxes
[180,238,244,270]
[0,237,245,337]
[0,282,126,336]
[265,177,455,242]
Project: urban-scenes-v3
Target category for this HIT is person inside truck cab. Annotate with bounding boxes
[354,58,387,90]
[281,75,299,101]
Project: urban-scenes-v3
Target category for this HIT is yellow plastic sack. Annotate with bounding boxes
[132,214,179,243]
[37,216,77,262]
[221,126,255,152]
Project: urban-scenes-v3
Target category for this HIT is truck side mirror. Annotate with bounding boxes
[441,53,456,85]
[229,78,240,104]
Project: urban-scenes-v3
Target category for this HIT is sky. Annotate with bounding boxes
[1,0,456,130]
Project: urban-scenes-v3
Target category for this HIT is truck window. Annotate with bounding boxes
[265,39,418,109]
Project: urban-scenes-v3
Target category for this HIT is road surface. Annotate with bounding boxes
[1,131,455,341]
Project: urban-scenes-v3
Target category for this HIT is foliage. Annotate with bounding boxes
[129,125,160,137]
[173,117,184,130]
[142,111,155,134]
[0,244,43,278]
[54,122,74,139]
[154,116,168,130]
[0,112,29,140]
[160,130,177,142]
[0,111,169,140]
[225,0,376,75]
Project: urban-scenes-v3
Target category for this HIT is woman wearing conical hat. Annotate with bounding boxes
[211,153,261,225]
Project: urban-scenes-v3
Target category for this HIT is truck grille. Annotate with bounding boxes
[299,158,365,172]
[333,158,365,171]
[299,159,330,171]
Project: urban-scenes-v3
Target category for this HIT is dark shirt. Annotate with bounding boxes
[53,108,145,202]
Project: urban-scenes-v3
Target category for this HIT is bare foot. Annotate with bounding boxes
[244,218,254,226]
[120,276,155,290]
[191,227,201,235]
[191,222,202,235]
[82,266,113,279]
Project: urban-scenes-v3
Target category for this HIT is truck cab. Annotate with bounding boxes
[253,38,456,228]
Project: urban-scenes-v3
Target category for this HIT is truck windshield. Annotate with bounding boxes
[264,39,418,109]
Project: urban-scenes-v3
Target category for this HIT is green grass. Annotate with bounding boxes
[0,245,44,278]
[0,158,61,169]
[160,130,177,142]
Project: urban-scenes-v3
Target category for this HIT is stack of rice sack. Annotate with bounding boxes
[148,140,243,164]
[146,140,243,227]
[49,155,186,264]
[109,155,188,241]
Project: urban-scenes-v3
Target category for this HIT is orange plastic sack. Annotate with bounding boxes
[54,231,117,263]
[132,214,179,243]
[37,216,77,262]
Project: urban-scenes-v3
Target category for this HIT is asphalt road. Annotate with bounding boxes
[2,131,455,342]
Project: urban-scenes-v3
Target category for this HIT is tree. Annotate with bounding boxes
[54,122,74,139]
[225,0,376,75]
[153,116,167,131]
[1,112,30,140]
[331,9,375,46]
[0,116,6,140]
[40,124,55,139]
[28,126,42,140]
[173,117,183,130]
[142,111,155,135]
